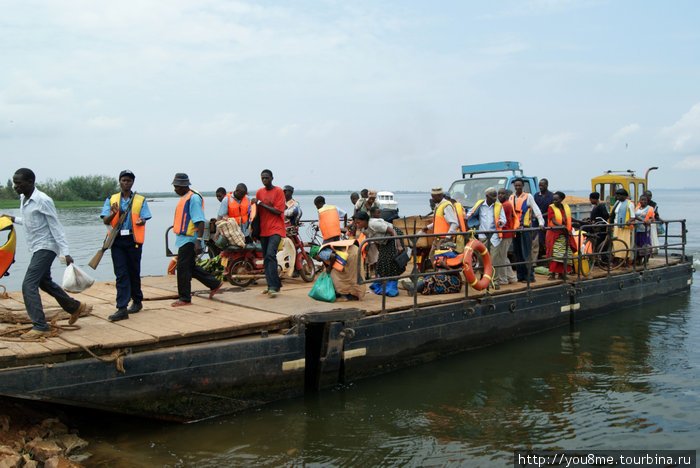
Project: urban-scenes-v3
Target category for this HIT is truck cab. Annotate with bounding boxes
[591,167,657,208]
[447,161,538,209]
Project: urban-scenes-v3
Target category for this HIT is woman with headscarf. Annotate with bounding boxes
[545,191,577,280]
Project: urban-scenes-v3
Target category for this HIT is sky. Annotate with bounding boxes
[1,0,699,192]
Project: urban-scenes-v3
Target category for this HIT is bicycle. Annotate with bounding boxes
[580,218,629,273]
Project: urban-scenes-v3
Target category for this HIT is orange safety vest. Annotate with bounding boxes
[454,202,467,232]
[510,192,532,229]
[635,204,656,222]
[227,195,251,224]
[109,193,146,244]
[433,199,454,237]
[318,205,341,242]
[549,203,572,233]
[467,199,503,238]
[173,190,203,236]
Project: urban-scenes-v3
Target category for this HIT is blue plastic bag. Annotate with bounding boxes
[308,271,336,302]
[370,280,399,297]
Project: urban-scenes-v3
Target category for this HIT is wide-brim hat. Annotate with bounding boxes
[172,173,191,186]
[431,187,443,195]
[367,190,377,198]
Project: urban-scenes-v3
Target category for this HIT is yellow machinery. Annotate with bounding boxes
[591,167,658,206]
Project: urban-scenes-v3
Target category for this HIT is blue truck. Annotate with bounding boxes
[447,161,538,209]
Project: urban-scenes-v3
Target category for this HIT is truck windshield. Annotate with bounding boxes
[448,177,508,207]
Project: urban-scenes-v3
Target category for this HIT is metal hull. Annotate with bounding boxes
[0,261,692,421]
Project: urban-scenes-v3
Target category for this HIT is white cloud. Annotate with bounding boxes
[87,115,124,129]
[176,113,251,137]
[594,123,640,153]
[672,155,700,170]
[532,132,576,154]
[660,102,700,152]
[278,124,300,137]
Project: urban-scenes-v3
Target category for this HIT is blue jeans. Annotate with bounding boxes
[513,231,533,281]
[22,249,80,331]
[111,235,143,308]
[260,234,282,291]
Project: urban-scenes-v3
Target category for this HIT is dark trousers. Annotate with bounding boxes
[513,231,534,281]
[260,234,282,291]
[111,235,143,308]
[22,249,80,331]
[176,242,220,302]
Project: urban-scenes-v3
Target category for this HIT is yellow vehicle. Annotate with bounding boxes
[591,167,658,206]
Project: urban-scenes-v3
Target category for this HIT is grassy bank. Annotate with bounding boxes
[0,200,104,209]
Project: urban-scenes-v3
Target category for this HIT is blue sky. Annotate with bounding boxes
[1,0,699,192]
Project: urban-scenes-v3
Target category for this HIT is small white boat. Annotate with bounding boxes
[376,191,398,211]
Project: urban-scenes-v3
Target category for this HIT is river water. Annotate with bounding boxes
[1,190,698,467]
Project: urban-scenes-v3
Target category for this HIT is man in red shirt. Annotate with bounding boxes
[495,188,518,285]
[253,169,286,297]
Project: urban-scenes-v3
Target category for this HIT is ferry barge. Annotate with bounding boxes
[0,218,692,421]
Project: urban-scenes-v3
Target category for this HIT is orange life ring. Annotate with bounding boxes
[167,257,177,275]
[462,239,494,291]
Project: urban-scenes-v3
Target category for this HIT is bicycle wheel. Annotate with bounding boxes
[596,237,628,270]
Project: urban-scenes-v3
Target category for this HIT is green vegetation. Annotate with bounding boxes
[0,179,18,201]
[0,175,117,207]
[0,200,104,209]
[38,175,118,202]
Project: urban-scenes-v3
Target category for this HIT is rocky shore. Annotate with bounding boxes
[0,401,89,468]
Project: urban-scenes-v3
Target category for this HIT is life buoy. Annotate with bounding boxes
[167,257,177,275]
[461,239,493,291]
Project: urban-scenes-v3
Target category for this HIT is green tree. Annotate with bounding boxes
[38,175,118,201]
[0,179,19,200]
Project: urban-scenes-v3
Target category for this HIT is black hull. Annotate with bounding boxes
[0,261,693,421]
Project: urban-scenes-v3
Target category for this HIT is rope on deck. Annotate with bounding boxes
[0,317,127,373]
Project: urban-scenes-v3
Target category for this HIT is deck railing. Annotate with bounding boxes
[354,219,688,314]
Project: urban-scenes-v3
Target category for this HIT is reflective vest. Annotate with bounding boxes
[227,195,251,224]
[454,202,467,232]
[285,199,300,225]
[173,190,203,236]
[318,205,341,242]
[549,203,572,233]
[466,199,503,237]
[109,193,146,244]
[433,199,454,237]
[635,204,656,222]
[612,200,634,224]
[510,192,532,229]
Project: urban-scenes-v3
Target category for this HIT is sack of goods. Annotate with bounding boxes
[216,218,246,248]
[62,264,95,293]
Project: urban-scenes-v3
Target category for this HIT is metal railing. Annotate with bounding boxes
[353,219,688,314]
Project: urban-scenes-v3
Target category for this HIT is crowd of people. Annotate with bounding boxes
[1,167,664,338]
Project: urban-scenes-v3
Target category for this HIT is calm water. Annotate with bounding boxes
[1,190,698,467]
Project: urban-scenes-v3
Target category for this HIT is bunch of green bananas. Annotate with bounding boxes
[197,255,225,280]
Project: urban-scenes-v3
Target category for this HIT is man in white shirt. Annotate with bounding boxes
[2,168,91,339]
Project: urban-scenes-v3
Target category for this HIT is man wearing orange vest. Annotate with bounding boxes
[420,187,460,266]
[171,173,223,306]
[100,170,152,321]
[283,185,303,227]
[217,183,254,236]
[509,178,545,283]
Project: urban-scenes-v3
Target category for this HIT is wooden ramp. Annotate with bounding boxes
[0,257,679,367]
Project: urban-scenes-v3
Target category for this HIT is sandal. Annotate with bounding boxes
[171,300,192,307]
